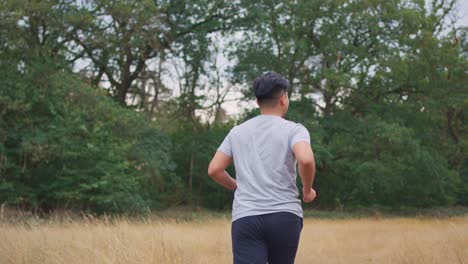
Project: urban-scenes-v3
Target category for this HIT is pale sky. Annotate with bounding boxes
[455,0,468,27]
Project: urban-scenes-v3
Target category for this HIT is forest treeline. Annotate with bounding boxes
[0,0,467,214]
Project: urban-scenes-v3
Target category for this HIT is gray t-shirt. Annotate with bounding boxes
[217,114,311,222]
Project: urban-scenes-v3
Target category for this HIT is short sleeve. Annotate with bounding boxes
[290,124,310,149]
[217,129,234,158]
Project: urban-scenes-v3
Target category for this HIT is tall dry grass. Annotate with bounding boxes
[0,214,467,264]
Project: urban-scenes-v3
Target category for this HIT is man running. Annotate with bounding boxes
[208,71,316,264]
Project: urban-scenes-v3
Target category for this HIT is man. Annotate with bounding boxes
[208,71,316,264]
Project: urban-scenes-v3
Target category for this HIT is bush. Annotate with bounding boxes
[0,58,180,214]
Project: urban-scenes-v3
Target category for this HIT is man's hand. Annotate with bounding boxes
[302,187,316,203]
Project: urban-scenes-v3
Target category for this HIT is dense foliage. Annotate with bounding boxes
[0,0,466,213]
[0,58,181,214]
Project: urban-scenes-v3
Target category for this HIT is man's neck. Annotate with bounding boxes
[259,108,284,117]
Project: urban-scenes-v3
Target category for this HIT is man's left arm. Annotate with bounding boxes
[207,151,237,191]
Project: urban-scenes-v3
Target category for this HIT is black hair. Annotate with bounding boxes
[252,71,289,107]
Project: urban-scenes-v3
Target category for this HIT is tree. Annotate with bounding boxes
[69,0,168,105]
[231,0,467,208]
[0,56,181,213]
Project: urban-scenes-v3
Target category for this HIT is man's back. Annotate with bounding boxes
[218,114,310,222]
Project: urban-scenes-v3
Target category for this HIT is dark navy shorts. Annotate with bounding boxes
[231,211,304,264]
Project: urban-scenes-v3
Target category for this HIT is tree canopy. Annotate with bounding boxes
[0,0,467,213]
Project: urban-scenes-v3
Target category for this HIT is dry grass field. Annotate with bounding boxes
[0,210,467,264]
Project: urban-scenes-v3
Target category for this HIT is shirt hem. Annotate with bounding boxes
[232,208,303,222]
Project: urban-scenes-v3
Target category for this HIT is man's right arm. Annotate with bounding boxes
[293,141,316,202]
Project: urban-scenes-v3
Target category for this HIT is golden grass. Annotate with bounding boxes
[0,215,467,264]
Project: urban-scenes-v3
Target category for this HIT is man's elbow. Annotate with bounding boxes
[207,164,219,178]
[298,157,315,167]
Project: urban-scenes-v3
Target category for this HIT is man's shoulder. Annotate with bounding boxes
[292,122,308,130]
[236,116,304,129]
[282,118,308,132]
[284,118,300,126]
[231,116,307,133]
